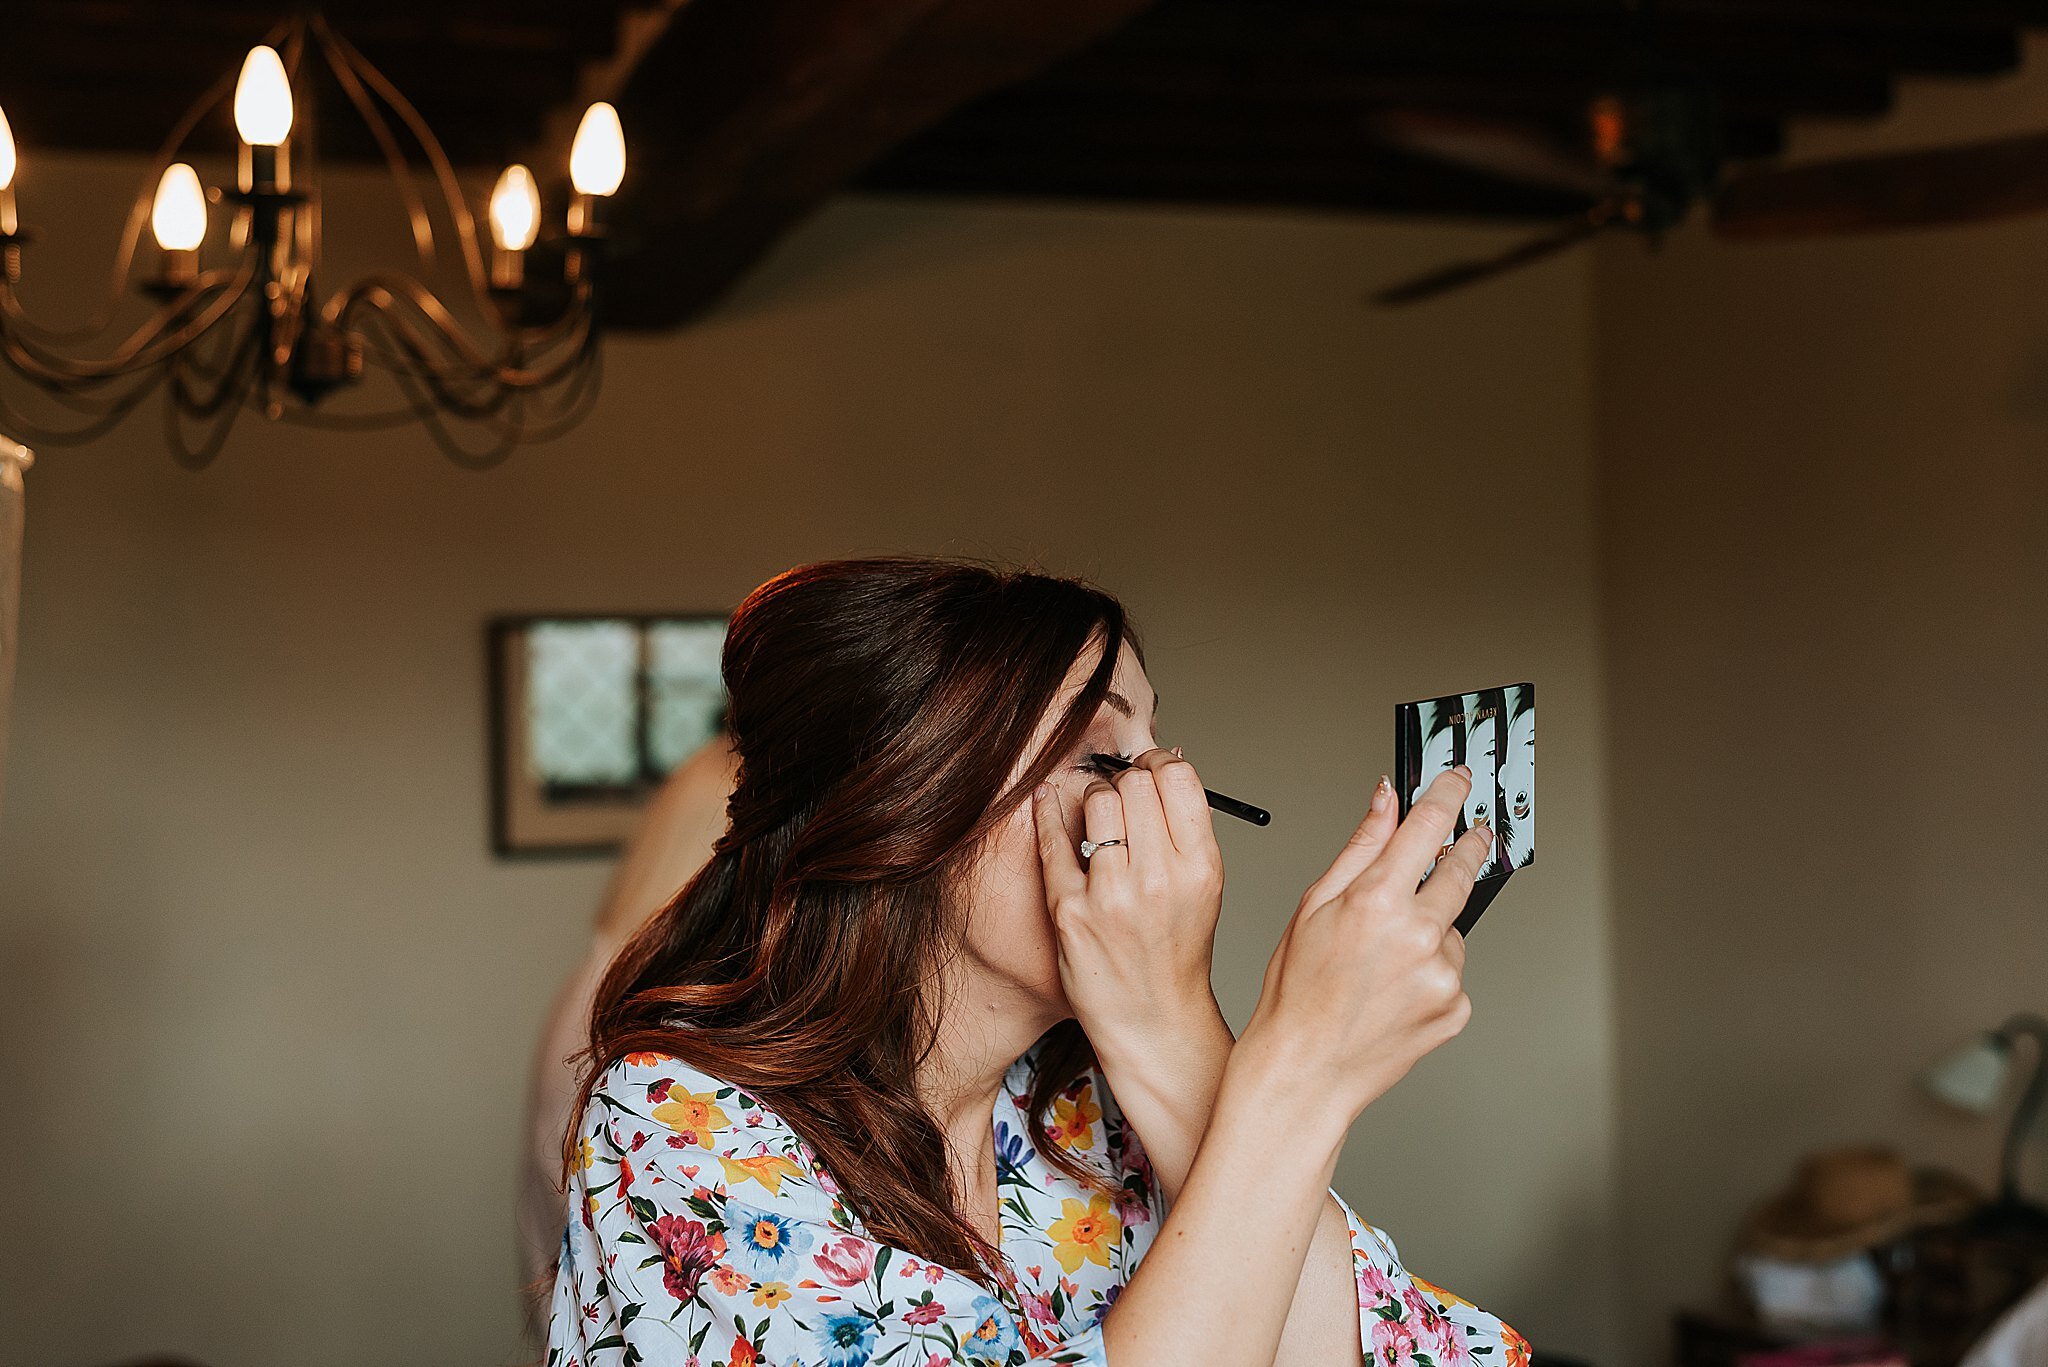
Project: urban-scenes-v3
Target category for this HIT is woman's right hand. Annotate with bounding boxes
[1239,765,1492,1125]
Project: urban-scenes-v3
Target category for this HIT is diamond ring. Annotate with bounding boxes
[1078,837,1126,858]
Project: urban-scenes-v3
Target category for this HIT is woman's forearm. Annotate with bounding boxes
[1095,1031,1354,1367]
[1094,1009,1365,1365]
[1087,1000,1234,1205]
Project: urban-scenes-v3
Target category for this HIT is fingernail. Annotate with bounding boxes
[1033,782,1050,799]
[1172,746,1183,759]
[1452,764,1472,780]
[1371,776,1391,809]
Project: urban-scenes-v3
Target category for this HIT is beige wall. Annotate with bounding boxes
[1594,40,2048,1362]
[0,156,1621,1366]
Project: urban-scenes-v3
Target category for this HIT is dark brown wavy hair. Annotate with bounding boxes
[565,556,1139,1281]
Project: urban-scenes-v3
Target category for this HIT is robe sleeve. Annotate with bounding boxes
[1333,1190,1531,1367]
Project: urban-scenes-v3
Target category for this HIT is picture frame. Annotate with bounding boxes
[486,612,730,857]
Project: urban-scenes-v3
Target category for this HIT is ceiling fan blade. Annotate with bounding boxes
[1369,111,1613,199]
[1713,129,2048,240]
[1371,209,1613,308]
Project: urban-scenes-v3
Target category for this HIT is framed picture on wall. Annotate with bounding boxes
[487,612,729,857]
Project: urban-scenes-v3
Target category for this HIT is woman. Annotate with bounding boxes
[548,557,1524,1367]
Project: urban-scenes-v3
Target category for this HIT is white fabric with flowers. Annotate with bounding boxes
[546,1040,1527,1367]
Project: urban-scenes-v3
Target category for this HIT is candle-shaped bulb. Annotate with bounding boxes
[234,46,294,147]
[569,102,625,197]
[489,164,541,251]
[152,163,208,252]
[0,105,17,191]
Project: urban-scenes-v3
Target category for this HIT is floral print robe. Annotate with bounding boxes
[547,1042,1527,1367]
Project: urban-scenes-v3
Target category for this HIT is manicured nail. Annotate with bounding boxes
[1172,746,1183,759]
[1034,782,1050,799]
[1452,764,1472,780]
[1371,775,1392,809]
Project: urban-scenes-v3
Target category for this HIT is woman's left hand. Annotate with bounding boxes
[1032,748,1226,1052]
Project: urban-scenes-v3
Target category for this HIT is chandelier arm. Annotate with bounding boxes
[168,302,253,386]
[317,17,493,304]
[0,266,256,386]
[320,266,593,358]
[496,346,605,444]
[442,331,600,440]
[333,274,596,391]
[382,354,521,471]
[164,326,267,470]
[0,365,169,446]
[169,318,266,420]
[347,293,526,420]
[354,313,597,441]
[165,365,255,472]
[312,20,440,274]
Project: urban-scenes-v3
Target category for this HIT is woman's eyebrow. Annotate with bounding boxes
[1101,688,1161,719]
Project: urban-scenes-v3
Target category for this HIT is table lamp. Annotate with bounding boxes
[1922,1012,2048,1233]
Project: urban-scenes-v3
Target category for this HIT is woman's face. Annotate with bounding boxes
[950,637,1161,1025]
[1501,706,1535,864]
[1416,725,1457,810]
[1463,713,1498,871]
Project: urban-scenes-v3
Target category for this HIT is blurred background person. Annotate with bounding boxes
[516,726,740,1326]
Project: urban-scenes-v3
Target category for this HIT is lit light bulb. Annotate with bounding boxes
[489,164,541,251]
[151,164,208,252]
[234,46,294,147]
[569,102,625,197]
[0,105,16,191]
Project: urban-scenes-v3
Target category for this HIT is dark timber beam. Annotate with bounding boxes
[601,0,1170,329]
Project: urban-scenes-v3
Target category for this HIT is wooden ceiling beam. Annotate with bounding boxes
[1097,7,2020,82]
[599,0,1172,328]
[855,91,1792,211]
[859,143,1597,218]
[962,59,1898,123]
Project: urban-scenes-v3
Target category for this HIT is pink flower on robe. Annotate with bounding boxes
[1430,1317,1473,1367]
[1403,1284,1445,1335]
[811,1235,877,1287]
[1357,1259,1400,1308]
[1372,1318,1420,1367]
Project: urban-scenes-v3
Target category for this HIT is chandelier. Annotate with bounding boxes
[0,15,626,469]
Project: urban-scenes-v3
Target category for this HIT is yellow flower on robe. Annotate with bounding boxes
[652,1090,731,1147]
[720,1152,805,1195]
[1047,1086,1103,1152]
[1414,1276,1475,1310]
[752,1281,792,1308]
[1046,1192,1122,1273]
[573,1137,596,1171]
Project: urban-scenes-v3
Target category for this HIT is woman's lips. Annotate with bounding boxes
[1512,794,1530,820]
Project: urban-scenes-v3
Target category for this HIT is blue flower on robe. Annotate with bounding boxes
[993,1120,1035,1186]
[959,1295,1023,1363]
[815,1311,878,1367]
[724,1199,814,1281]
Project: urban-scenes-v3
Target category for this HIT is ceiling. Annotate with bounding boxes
[0,0,651,164]
[5,0,2046,327]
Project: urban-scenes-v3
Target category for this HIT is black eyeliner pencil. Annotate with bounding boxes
[1085,753,1271,827]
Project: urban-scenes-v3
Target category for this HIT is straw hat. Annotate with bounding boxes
[1737,1146,1981,1262]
